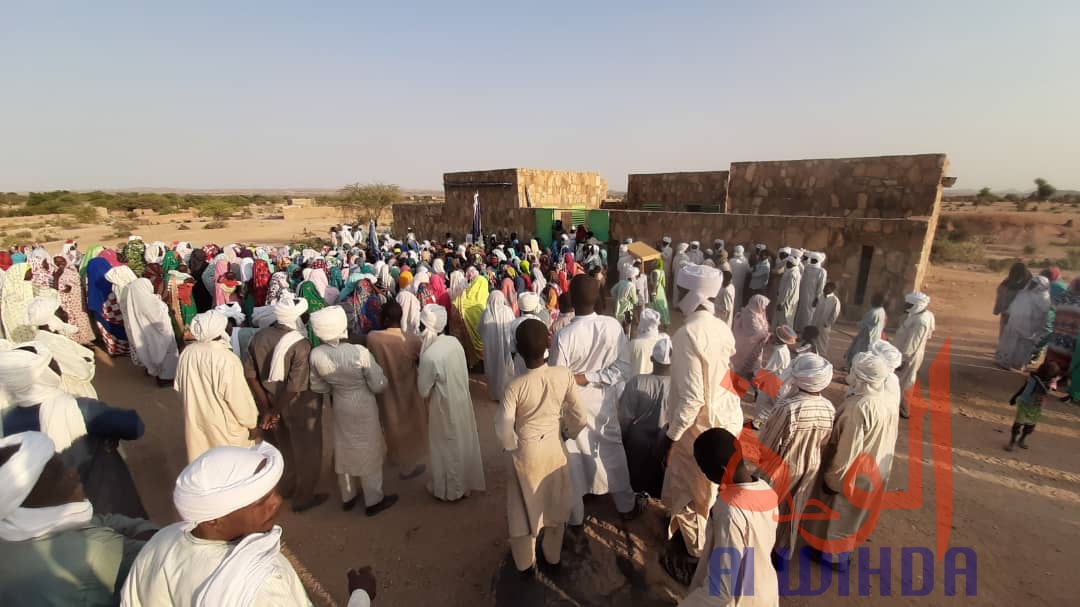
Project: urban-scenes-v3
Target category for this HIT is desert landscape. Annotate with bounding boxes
[6,196,1071,605]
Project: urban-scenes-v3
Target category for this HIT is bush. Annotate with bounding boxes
[112,222,135,238]
[1023,245,1036,254]
[198,201,236,220]
[177,223,191,231]
[204,220,228,230]
[932,238,986,263]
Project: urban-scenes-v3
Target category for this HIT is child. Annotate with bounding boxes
[216,271,241,304]
[751,325,798,429]
[672,428,779,604]
[1006,361,1060,451]
[494,318,589,573]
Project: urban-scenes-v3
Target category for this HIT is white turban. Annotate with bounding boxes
[215,303,245,325]
[778,247,792,257]
[755,243,767,251]
[518,291,542,314]
[651,335,672,365]
[145,241,166,265]
[26,296,77,337]
[676,264,722,315]
[628,266,640,279]
[105,265,138,290]
[419,304,448,354]
[251,306,276,329]
[905,292,931,314]
[174,441,284,524]
[637,308,661,338]
[675,243,689,254]
[733,245,745,257]
[0,347,86,452]
[850,352,890,390]
[662,236,672,244]
[0,431,93,542]
[267,298,308,382]
[191,310,230,343]
[789,353,834,392]
[871,340,902,370]
[309,306,348,343]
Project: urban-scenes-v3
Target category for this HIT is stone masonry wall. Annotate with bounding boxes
[391,203,445,240]
[607,210,931,322]
[625,171,729,211]
[516,169,607,210]
[727,154,947,219]
[443,169,520,232]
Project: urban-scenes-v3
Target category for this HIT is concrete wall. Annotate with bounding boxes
[607,209,931,322]
[727,154,947,219]
[625,171,729,211]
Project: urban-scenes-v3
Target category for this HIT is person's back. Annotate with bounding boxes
[418,334,470,405]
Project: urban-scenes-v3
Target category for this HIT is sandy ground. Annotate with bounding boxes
[90,259,1080,606]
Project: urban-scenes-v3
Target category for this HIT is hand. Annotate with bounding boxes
[259,412,280,431]
[574,374,589,386]
[347,566,377,600]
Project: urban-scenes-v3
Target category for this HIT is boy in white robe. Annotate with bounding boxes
[121,442,376,606]
[751,325,797,429]
[495,318,589,572]
[309,306,398,515]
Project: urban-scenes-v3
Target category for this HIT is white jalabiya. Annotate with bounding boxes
[396,290,421,336]
[678,478,779,607]
[551,312,635,519]
[122,278,179,380]
[310,307,390,507]
[794,259,826,331]
[0,346,88,452]
[995,281,1049,370]
[773,263,802,329]
[1,263,36,342]
[418,334,485,501]
[176,311,259,463]
[33,330,98,399]
[629,308,663,377]
[716,282,735,325]
[894,293,936,413]
[810,292,842,356]
[728,248,750,313]
[808,354,897,564]
[753,343,792,425]
[662,309,741,558]
[0,431,95,542]
[671,244,691,308]
[480,291,517,402]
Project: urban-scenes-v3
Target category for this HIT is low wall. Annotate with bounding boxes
[390,203,536,243]
[516,169,607,210]
[727,154,947,219]
[607,209,931,322]
[625,171,728,211]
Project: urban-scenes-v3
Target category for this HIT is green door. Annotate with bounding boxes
[534,208,554,247]
[587,209,610,242]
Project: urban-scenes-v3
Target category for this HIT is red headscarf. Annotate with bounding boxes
[252,259,271,306]
[0,251,11,270]
[430,273,450,309]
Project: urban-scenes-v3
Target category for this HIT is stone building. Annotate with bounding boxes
[392,154,950,321]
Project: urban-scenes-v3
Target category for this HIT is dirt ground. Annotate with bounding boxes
[90,257,1080,606]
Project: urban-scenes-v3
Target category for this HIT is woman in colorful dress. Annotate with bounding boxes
[52,256,96,345]
[85,257,130,356]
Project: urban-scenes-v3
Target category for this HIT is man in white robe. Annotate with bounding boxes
[495,318,589,572]
[121,278,179,385]
[309,306,398,515]
[715,270,735,325]
[752,325,797,429]
[657,264,742,577]
[688,241,705,265]
[27,295,97,399]
[772,255,802,330]
[794,252,827,331]
[894,291,936,418]
[551,274,637,523]
[175,310,260,463]
[671,243,691,308]
[629,308,664,377]
[729,245,750,311]
[121,442,375,606]
[810,282,842,359]
[806,353,898,570]
[417,304,485,501]
[757,354,835,558]
[871,340,903,412]
[660,236,674,297]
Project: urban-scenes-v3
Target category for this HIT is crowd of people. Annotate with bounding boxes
[0,216,1068,606]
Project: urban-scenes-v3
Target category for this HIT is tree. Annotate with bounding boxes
[1033,178,1056,201]
[198,201,235,220]
[975,187,996,206]
[337,182,401,223]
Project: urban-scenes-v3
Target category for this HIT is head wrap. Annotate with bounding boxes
[675,243,689,254]
[676,264,721,315]
[850,352,890,391]
[267,298,308,382]
[1030,275,1050,290]
[788,353,833,392]
[215,302,245,325]
[651,335,672,365]
[871,340,902,370]
[662,236,672,244]
[0,431,94,542]
[0,346,87,452]
[191,310,230,343]
[173,441,284,524]
[733,245,745,258]
[755,243,767,251]
[776,325,797,345]
[309,306,348,343]
[518,291,542,314]
[637,308,661,338]
[26,296,77,336]
[251,306,277,329]
[904,291,930,314]
[419,304,448,354]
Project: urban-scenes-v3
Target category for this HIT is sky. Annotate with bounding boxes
[2,1,1078,192]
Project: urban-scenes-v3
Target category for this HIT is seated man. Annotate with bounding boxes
[121,441,376,606]
[0,431,158,607]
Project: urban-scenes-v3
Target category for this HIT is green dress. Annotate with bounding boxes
[297,281,327,346]
[649,268,670,326]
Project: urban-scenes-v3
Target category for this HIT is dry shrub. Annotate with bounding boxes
[932,238,985,264]
[204,220,228,230]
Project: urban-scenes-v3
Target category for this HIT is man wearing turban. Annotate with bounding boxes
[417,304,485,501]
[894,291,936,418]
[758,353,836,557]
[176,310,260,463]
[122,442,376,606]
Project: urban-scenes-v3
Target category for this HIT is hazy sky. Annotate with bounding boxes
[2,1,1077,192]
